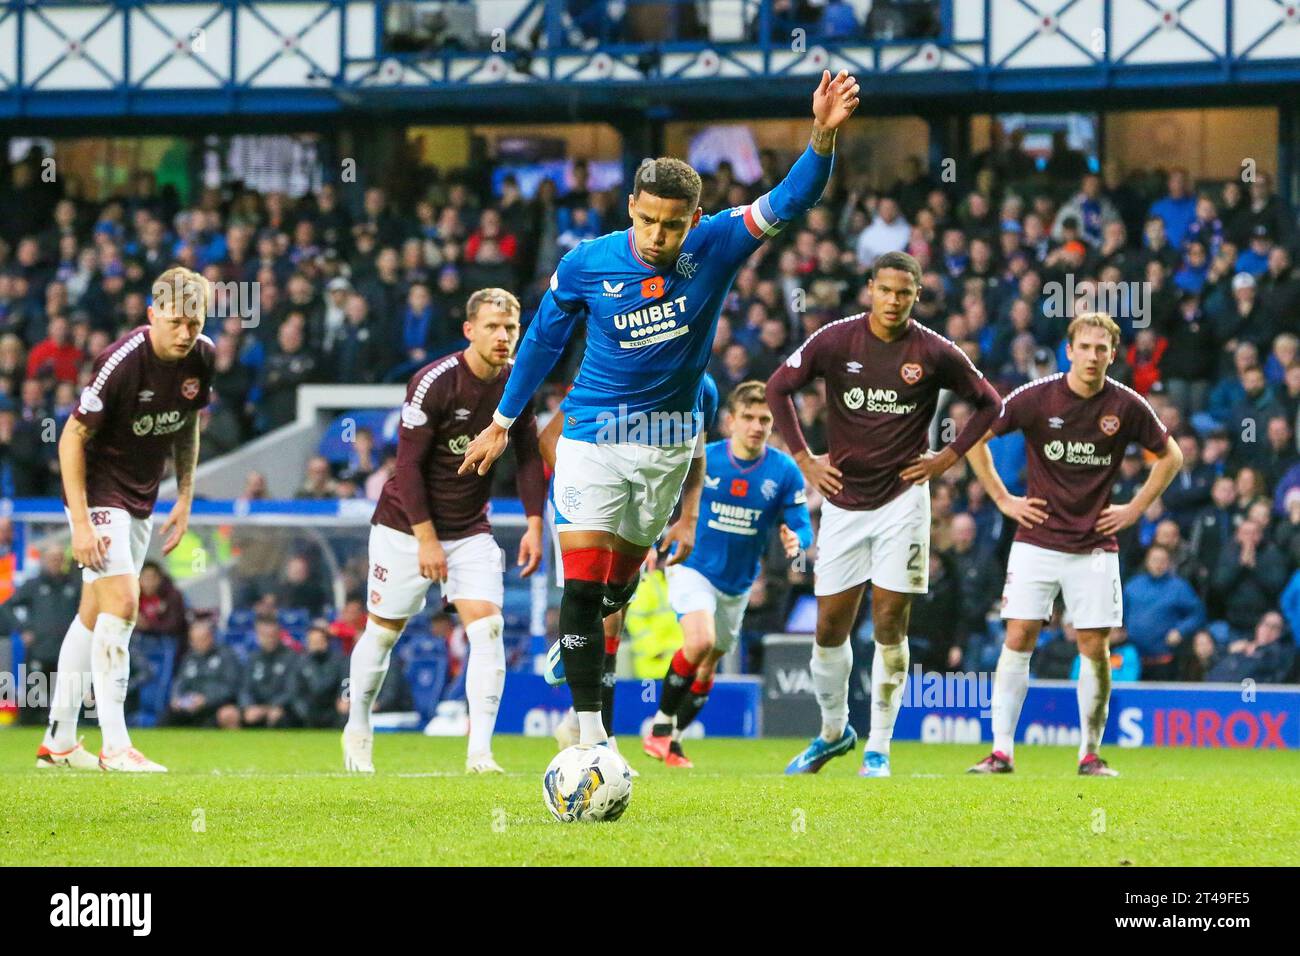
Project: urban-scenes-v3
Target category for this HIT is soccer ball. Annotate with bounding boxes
[542,745,633,823]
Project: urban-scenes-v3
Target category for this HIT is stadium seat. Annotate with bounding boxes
[406,657,449,722]
[227,609,256,631]
[278,608,311,629]
[318,409,400,465]
[130,636,177,729]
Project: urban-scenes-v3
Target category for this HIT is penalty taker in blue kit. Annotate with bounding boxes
[461,70,861,749]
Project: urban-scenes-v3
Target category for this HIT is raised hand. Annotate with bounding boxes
[812,69,860,132]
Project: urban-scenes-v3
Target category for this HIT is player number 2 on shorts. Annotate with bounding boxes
[906,543,922,572]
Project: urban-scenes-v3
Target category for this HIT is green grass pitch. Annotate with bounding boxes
[4,729,1299,866]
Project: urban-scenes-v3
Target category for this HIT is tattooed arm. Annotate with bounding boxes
[160,413,201,555]
[59,417,107,572]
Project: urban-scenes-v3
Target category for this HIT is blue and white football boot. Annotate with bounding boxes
[859,751,891,778]
[544,639,565,686]
[784,725,858,774]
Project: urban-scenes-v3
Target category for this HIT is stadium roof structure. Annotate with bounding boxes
[2,0,1300,128]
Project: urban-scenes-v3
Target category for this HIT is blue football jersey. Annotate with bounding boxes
[697,371,719,438]
[684,440,812,595]
[497,146,833,445]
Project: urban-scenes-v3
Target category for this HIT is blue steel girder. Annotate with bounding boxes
[0,0,1299,121]
[1115,0,1225,65]
[131,2,227,87]
[25,2,121,89]
[0,6,15,87]
[996,0,1098,70]
[239,0,335,87]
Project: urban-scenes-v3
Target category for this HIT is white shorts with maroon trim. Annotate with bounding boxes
[813,483,931,597]
[665,564,749,656]
[366,525,504,619]
[548,499,565,588]
[551,435,695,548]
[1000,541,1123,630]
[67,507,153,583]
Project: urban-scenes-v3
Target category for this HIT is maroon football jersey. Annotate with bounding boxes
[372,353,545,540]
[990,373,1169,554]
[767,314,1001,511]
[68,327,215,519]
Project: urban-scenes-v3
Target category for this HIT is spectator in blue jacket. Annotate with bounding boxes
[1124,544,1206,679]
[1206,611,1296,684]
[1203,348,1257,427]
[1277,564,1300,638]
[1210,518,1290,636]
[1148,168,1197,248]
[1070,626,1141,683]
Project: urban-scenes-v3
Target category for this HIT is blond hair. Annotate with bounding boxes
[466,287,521,322]
[151,266,210,321]
[727,379,769,412]
[1067,311,1121,351]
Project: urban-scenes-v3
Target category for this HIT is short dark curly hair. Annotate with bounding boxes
[632,157,703,209]
[871,250,922,284]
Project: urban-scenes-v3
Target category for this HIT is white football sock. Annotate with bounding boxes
[465,615,506,755]
[810,641,853,743]
[1077,653,1111,760]
[652,709,674,726]
[578,710,608,746]
[345,619,401,734]
[45,616,94,750]
[560,707,579,737]
[992,645,1033,758]
[865,639,910,755]
[90,613,135,754]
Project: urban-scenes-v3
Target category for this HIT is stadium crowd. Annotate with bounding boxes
[2,122,1300,694]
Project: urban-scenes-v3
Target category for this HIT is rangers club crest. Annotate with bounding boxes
[181,377,201,400]
[900,363,923,385]
[675,253,698,278]
[1099,414,1120,436]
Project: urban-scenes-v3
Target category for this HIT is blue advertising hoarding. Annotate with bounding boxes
[494,673,762,739]
[866,671,1299,750]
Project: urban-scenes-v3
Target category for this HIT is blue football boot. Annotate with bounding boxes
[544,640,566,686]
[784,725,858,774]
[859,751,892,778]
